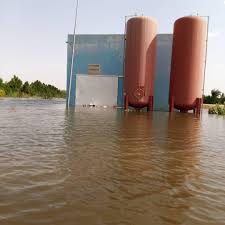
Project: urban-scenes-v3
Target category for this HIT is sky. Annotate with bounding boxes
[0,0,224,94]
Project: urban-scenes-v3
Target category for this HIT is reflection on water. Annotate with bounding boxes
[159,114,201,224]
[0,99,225,225]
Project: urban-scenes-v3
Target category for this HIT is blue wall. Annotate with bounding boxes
[67,34,173,110]
[67,34,124,106]
[154,34,173,111]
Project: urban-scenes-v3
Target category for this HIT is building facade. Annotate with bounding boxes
[67,34,172,111]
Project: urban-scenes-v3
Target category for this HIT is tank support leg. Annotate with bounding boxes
[151,96,154,111]
[147,96,154,112]
[196,98,202,115]
[169,96,174,112]
[124,95,129,111]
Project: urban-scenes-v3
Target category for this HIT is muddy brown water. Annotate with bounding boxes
[0,98,225,225]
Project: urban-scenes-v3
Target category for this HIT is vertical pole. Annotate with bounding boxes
[123,16,127,79]
[201,16,210,112]
[123,16,127,109]
[67,0,79,107]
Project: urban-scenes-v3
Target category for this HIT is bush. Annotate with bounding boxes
[0,89,5,97]
[208,104,225,115]
[217,105,225,115]
[208,105,218,114]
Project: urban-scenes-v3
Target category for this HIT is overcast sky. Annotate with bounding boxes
[0,0,224,94]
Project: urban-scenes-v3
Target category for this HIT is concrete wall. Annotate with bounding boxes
[67,34,172,110]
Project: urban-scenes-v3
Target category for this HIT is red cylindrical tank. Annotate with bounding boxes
[124,16,157,110]
[169,16,207,112]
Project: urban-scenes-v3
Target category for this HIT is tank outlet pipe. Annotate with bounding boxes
[67,0,79,107]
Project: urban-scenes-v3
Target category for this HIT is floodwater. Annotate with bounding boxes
[0,98,225,225]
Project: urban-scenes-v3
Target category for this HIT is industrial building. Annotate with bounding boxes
[67,16,208,113]
[67,33,172,111]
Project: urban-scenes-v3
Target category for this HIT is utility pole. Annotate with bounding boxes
[67,0,79,107]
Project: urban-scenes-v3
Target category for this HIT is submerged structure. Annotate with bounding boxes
[169,16,207,114]
[67,34,172,111]
[66,15,208,114]
[124,16,157,111]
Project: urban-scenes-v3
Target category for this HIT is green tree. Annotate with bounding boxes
[3,83,12,95]
[203,95,212,104]
[0,75,66,99]
[21,81,30,94]
[0,78,3,88]
[30,80,45,96]
[204,89,225,104]
[211,89,221,99]
[7,75,23,92]
[220,93,225,104]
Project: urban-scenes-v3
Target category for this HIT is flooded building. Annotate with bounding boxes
[67,33,172,111]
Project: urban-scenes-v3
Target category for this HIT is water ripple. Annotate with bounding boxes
[0,99,225,225]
